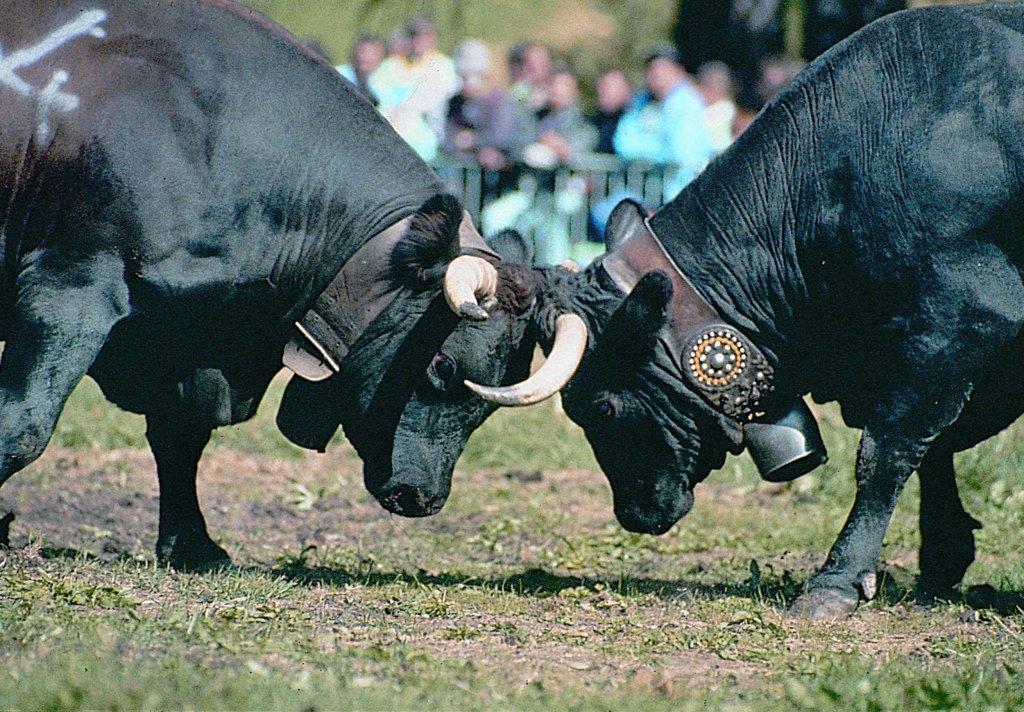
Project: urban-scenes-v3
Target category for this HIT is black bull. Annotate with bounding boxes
[0,0,544,570]
[566,3,1024,619]
[458,3,1024,620]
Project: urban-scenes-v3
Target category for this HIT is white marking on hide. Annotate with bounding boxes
[0,9,107,144]
[36,70,79,144]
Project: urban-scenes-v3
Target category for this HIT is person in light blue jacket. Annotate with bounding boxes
[613,45,716,200]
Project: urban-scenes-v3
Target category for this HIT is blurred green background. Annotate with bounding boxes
[243,0,678,85]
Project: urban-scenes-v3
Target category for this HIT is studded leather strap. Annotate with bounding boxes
[601,216,774,421]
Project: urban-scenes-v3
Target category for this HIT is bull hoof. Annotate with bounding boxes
[919,540,975,601]
[789,587,859,620]
[0,504,14,549]
[916,583,958,604]
[963,583,998,610]
[157,532,232,573]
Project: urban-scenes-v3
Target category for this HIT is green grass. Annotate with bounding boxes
[6,373,1024,710]
[50,374,593,469]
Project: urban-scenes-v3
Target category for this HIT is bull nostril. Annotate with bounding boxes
[381,484,442,517]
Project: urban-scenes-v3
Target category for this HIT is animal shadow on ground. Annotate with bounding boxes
[9,542,1024,616]
[271,560,1024,616]
[273,561,804,609]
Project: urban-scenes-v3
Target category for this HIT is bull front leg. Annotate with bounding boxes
[0,255,128,547]
[790,427,925,619]
[917,447,980,599]
[146,414,230,571]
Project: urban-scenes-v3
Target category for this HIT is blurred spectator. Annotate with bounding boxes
[525,62,597,168]
[588,69,633,155]
[372,28,412,95]
[336,34,384,104]
[508,42,528,90]
[444,40,536,175]
[371,19,458,162]
[613,45,715,197]
[371,29,414,114]
[696,61,737,153]
[510,42,554,113]
[405,16,460,136]
[731,84,764,139]
[757,54,805,104]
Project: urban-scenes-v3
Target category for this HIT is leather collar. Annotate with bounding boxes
[601,215,774,421]
[284,212,498,381]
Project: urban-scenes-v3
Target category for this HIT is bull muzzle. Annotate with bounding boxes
[744,398,828,482]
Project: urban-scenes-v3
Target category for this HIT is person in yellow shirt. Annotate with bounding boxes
[371,18,457,161]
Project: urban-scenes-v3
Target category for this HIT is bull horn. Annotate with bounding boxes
[464,313,588,407]
[443,255,498,320]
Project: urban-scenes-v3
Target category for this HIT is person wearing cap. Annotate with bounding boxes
[613,44,716,198]
[444,40,535,186]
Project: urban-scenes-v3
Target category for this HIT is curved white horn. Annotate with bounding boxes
[443,255,498,320]
[464,313,588,407]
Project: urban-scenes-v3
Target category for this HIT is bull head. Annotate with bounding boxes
[557,200,825,534]
[442,256,589,406]
[560,271,744,533]
[279,195,586,519]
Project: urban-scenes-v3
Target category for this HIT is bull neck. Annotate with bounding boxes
[647,113,812,381]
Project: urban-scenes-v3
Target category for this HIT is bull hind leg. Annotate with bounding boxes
[146,413,230,571]
[0,254,129,547]
[918,447,980,598]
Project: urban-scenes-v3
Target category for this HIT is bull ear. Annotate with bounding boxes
[601,270,673,353]
[605,198,647,252]
[487,229,534,265]
[392,194,464,287]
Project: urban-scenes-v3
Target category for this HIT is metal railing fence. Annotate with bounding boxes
[432,155,681,264]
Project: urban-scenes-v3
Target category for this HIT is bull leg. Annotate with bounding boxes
[790,426,924,619]
[147,414,230,571]
[0,258,128,547]
[918,447,980,598]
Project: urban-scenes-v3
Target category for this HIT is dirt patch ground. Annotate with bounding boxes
[4,412,1024,712]
[4,446,767,688]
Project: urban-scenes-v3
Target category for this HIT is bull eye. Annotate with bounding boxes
[430,352,458,385]
[595,396,619,419]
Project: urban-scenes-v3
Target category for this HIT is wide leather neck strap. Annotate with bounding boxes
[284,212,498,382]
[602,218,775,421]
